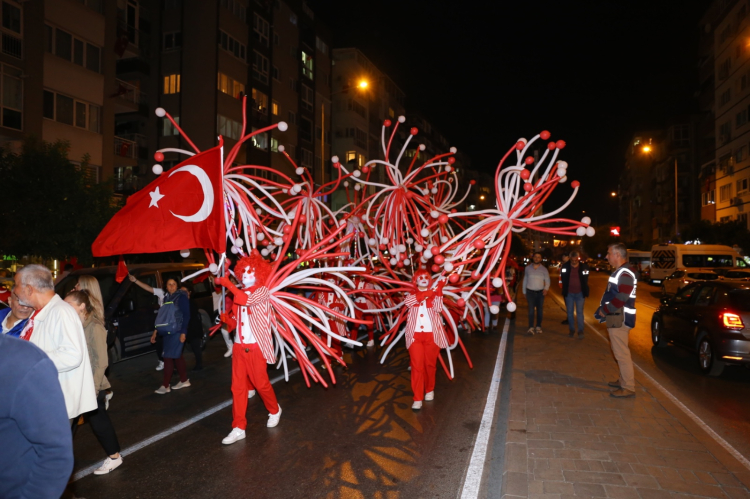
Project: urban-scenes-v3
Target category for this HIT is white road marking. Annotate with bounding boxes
[460,319,509,499]
[551,293,750,471]
[72,339,358,482]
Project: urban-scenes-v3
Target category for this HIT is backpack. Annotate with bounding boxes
[155,292,184,335]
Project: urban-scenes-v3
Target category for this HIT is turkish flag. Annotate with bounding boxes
[92,143,226,256]
[115,256,128,283]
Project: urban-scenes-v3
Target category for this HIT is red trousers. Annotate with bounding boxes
[408,333,440,402]
[231,343,279,430]
[350,308,375,341]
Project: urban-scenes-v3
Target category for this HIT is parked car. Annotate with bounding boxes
[661,268,720,296]
[651,281,750,376]
[55,264,215,363]
[720,270,750,281]
[588,259,611,273]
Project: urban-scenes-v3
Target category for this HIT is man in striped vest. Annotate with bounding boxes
[215,252,281,445]
[595,243,637,398]
[404,269,449,411]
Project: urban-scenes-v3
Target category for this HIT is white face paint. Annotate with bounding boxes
[242,267,257,288]
[416,274,431,289]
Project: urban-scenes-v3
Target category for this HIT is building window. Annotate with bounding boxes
[347,98,366,118]
[720,183,733,202]
[288,77,296,92]
[251,88,268,114]
[217,72,244,98]
[345,151,356,163]
[738,178,749,194]
[2,2,21,34]
[287,110,296,125]
[55,28,72,60]
[161,116,180,136]
[301,148,313,167]
[217,115,243,140]
[252,51,269,84]
[219,30,246,62]
[736,145,747,163]
[719,57,731,80]
[221,0,246,21]
[251,127,268,150]
[315,36,328,56]
[43,89,99,133]
[50,27,100,71]
[253,14,269,47]
[163,73,181,94]
[0,63,20,130]
[720,121,732,143]
[272,100,279,116]
[163,31,182,50]
[702,190,715,206]
[272,65,279,81]
[301,51,313,80]
[737,109,748,128]
[301,84,313,111]
[300,116,312,142]
[271,137,279,152]
[289,12,297,25]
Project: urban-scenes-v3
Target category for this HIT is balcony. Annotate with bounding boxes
[1,32,21,59]
[114,136,138,160]
[113,79,147,114]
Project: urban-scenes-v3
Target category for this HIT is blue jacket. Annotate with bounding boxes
[0,334,73,499]
[0,307,29,337]
[161,290,190,359]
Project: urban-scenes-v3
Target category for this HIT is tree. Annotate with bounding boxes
[681,219,750,254]
[0,137,121,264]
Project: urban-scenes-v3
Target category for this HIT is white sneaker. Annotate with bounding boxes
[535,326,543,334]
[154,385,170,394]
[267,405,282,427]
[366,340,375,347]
[412,401,422,410]
[222,427,246,445]
[93,456,123,475]
[172,380,191,390]
[104,390,113,411]
[526,327,535,336]
[248,389,256,399]
[224,349,233,358]
[425,391,434,401]
[155,361,164,371]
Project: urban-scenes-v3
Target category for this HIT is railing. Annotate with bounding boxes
[114,79,143,105]
[1,32,22,59]
[114,136,138,159]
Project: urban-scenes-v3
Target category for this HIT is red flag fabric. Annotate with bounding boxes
[115,256,128,283]
[92,144,226,257]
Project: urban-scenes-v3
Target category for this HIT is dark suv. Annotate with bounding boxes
[651,281,750,376]
[56,264,215,363]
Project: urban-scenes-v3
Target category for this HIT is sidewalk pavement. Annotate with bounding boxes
[500,294,750,499]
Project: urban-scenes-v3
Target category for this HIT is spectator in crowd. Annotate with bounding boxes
[1,291,33,337]
[558,253,570,325]
[14,265,97,425]
[150,278,191,394]
[0,334,73,498]
[129,274,167,371]
[560,250,590,339]
[595,243,638,398]
[65,289,123,475]
[522,252,550,335]
[181,283,205,371]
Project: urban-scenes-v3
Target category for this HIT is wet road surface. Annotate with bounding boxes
[549,271,750,462]
[67,328,505,498]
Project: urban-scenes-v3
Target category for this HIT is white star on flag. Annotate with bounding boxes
[149,186,165,208]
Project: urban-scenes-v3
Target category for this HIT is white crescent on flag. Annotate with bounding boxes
[168,164,214,223]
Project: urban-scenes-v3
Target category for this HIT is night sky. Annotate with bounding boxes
[312,0,711,226]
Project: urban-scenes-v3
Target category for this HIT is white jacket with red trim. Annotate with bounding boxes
[403,292,449,349]
[232,286,275,364]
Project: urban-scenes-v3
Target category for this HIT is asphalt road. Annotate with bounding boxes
[66,327,506,499]
[549,270,750,463]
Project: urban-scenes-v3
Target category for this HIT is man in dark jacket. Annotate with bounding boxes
[560,251,590,339]
[0,334,73,498]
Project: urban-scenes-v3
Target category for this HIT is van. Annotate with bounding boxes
[650,244,747,284]
[628,250,651,279]
[55,263,215,363]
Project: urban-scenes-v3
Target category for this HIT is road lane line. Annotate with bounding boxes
[72,347,338,482]
[460,318,509,499]
[551,293,750,471]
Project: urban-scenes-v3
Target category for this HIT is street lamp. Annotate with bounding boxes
[610,191,616,197]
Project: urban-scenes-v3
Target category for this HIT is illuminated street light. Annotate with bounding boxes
[358,79,368,89]
[479,195,485,200]
[642,145,652,153]
[610,192,616,197]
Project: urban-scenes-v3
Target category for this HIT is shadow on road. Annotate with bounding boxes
[518,369,611,393]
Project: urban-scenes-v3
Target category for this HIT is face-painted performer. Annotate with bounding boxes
[403,269,449,411]
[215,251,281,445]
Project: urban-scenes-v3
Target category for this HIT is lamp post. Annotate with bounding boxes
[323,78,369,190]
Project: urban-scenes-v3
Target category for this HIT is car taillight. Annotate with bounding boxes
[721,312,745,330]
